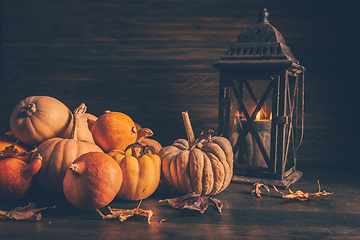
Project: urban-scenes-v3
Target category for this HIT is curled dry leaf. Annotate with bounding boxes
[0,144,36,159]
[273,180,333,201]
[159,192,225,214]
[0,202,56,221]
[251,183,270,198]
[97,197,153,224]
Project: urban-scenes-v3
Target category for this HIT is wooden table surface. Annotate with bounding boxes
[0,164,359,240]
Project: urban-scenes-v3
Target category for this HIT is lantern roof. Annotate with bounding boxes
[213,8,300,70]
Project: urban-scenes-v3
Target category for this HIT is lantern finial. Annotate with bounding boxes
[257,8,269,23]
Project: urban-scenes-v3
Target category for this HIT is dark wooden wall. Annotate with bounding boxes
[1,0,358,167]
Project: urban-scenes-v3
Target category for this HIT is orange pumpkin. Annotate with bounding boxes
[0,153,42,202]
[108,143,161,201]
[9,96,73,146]
[88,110,137,152]
[33,103,103,193]
[63,152,123,211]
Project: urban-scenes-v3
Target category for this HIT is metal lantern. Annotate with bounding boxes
[213,8,305,188]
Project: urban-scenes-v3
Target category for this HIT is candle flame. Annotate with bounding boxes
[256,111,261,120]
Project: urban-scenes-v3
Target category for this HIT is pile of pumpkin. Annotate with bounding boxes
[0,96,233,211]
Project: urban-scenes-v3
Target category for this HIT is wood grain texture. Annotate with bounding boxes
[1,0,358,164]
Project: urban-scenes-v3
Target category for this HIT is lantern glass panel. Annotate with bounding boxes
[229,77,274,171]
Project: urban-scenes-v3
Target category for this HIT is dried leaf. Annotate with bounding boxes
[273,180,333,201]
[251,183,270,198]
[0,144,36,159]
[97,198,153,224]
[0,202,56,221]
[159,192,224,214]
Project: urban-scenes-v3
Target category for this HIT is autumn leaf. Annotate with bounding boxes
[0,202,56,221]
[159,192,225,214]
[97,197,153,224]
[0,144,36,159]
[273,180,333,201]
[250,183,270,198]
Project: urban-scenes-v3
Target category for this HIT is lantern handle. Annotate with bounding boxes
[296,65,305,150]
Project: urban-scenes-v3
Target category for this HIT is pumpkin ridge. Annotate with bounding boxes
[176,150,192,194]
[204,151,225,195]
[202,144,230,192]
[189,148,204,195]
[201,151,214,195]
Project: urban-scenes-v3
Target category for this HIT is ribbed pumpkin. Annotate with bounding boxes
[33,103,103,193]
[158,112,233,196]
[108,143,161,201]
[9,96,73,146]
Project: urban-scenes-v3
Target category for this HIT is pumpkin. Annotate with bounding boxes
[0,153,42,202]
[0,131,32,163]
[63,151,123,211]
[33,103,103,193]
[135,123,162,154]
[88,110,137,152]
[108,142,161,201]
[9,96,73,146]
[158,112,233,196]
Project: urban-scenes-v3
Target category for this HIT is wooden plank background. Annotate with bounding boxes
[1,0,358,167]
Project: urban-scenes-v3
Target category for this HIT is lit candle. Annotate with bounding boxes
[239,110,271,168]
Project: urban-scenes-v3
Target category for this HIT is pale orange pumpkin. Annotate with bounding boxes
[9,96,73,146]
[88,110,137,152]
[135,124,162,154]
[63,152,123,211]
[33,103,103,193]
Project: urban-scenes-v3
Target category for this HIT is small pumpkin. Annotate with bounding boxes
[108,143,161,201]
[158,112,233,196]
[9,96,73,146]
[88,110,137,152]
[0,153,42,202]
[33,103,103,193]
[63,152,123,211]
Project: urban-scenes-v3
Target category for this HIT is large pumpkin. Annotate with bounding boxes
[33,103,103,193]
[108,143,161,201]
[9,96,73,146]
[158,112,233,196]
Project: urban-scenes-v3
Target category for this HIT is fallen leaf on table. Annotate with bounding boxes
[0,202,56,221]
[273,180,333,201]
[97,197,153,224]
[159,192,225,214]
[251,183,270,198]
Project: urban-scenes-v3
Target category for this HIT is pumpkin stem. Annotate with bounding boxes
[70,103,87,140]
[19,103,37,117]
[125,143,155,157]
[69,163,79,173]
[182,111,196,148]
[23,153,42,177]
[136,127,154,143]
